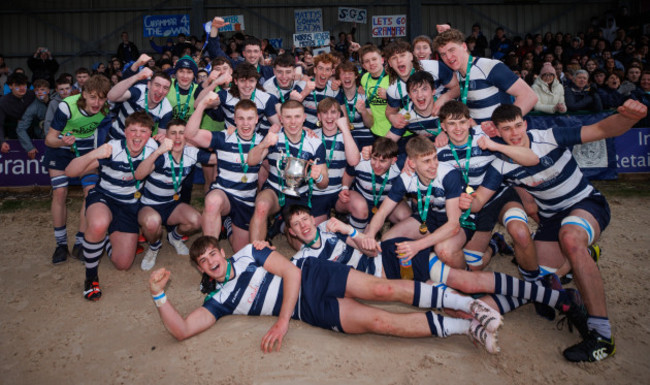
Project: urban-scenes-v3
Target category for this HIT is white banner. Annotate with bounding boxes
[295,9,323,33]
[293,31,330,48]
[338,7,367,24]
[371,15,407,37]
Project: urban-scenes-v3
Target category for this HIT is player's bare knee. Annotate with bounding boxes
[559,229,587,259]
[508,222,531,248]
[372,282,395,300]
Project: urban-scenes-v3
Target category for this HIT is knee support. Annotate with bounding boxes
[81,173,99,187]
[463,249,484,267]
[429,253,450,284]
[502,207,527,227]
[51,175,69,190]
[561,215,594,245]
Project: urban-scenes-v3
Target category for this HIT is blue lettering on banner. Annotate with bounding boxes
[143,14,190,37]
[614,127,650,173]
[295,9,323,33]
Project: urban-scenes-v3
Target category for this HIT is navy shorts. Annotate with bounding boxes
[43,146,92,171]
[310,192,339,217]
[147,201,179,226]
[86,189,141,234]
[534,192,610,243]
[294,258,349,332]
[475,187,522,232]
[409,212,474,241]
[380,237,432,282]
[227,194,254,231]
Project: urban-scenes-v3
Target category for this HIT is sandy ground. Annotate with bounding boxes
[1,188,649,385]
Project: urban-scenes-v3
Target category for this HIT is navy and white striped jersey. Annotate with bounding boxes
[140,146,211,206]
[335,91,374,147]
[263,130,325,196]
[202,245,284,320]
[386,60,454,109]
[437,126,507,205]
[387,163,463,225]
[291,222,382,277]
[312,129,353,196]
[209,130,263,207]
[349,159,402,209]
[301,82,341,129]
[109,84,173,140]
[483,126,596,219]
[389,105,440,138]
[207,88,278,136]
[450,57,518,123]
[94,138,159,204]
[262,77,306,104]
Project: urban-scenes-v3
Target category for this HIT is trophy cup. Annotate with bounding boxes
[277,151,316,197]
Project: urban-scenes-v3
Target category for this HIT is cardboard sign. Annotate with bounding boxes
[295,9,323,33]
[293,31,330,48]
[338,7,367,24]
[371,15,407,37]
[144,14,190,37]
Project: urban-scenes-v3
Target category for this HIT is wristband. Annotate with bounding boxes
[349,227,358,238]
[152,291,167,307]
[315,173,324,183]
[341,186,349,190]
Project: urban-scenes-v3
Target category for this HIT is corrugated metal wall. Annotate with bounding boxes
[0,0,618,76]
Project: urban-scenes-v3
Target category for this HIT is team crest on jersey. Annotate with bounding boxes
[540,156,554,168]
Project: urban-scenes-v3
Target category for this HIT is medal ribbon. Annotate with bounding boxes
[311,82,327,110]
[416,177,434,224]
[371,168,389,209]
[321,130,337,168]
[364,70,385,104]
[168,151,184,196]
[124,140,145,194]
[459,55,473,105]
[396,68,415,108]
[236,132,256,175]
[449,136,476,230]
[305,229,321,247]
[344,91,359,125]
[174,81,195,120]
[203,260,232,303]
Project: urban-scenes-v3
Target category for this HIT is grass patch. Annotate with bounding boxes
[593,180,650,198]
[0,198,51,213]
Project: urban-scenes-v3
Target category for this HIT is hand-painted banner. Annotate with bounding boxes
[293,31,330,48]
[371,15,407,38]
[144,14,190,37]
[295,9,323,33]
[338,7,367,24]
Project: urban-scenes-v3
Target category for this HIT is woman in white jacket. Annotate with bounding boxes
[532,62,567,114]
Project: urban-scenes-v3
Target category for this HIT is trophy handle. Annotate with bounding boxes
[277,150,285,171]
[306,158,319,178]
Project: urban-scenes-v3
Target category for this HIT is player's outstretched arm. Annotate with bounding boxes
[65,143,112,178]
[149,268,217,341]
[477,135,539,166]
[260,251,301,353]
[580,99,647,144]
[134,138,172,180]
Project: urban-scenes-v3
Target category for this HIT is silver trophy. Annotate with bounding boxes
[277,151,316,197]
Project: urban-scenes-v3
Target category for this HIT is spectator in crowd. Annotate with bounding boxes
[412,35,434,61]
[597,72,625,109]
[591,68,608,88]
[109,57,123,78]
[630,70,650,126]
[618,64,642,96]
[468,23,489,57]
[532,62,567,114]
[0,54,10,95]
[43,75,73,138]
[72,68,91,93]
[116,31,139,63]
[565,69,603,112]
[490,27,513,60]
[0,72,36,153]
[149,37,175,54]
[27,46,59,87]
[16,78,51,158]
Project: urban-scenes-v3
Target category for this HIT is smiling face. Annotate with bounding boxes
[437,41,469,73]
[234,108,259,140]
[574,73,589,88]
[57,83,72,99]
[166,124,186,153]
[317,105,340,132]
[314,61,333,88]
[281,106,306,139]
[388,51,414,79]
[408,82,434,113]
[370,154,395,176]
[441,115,471,146]
[196,246,230,281]
[413,41,432,61]
[640,73,650,92]
[409,152,439,182]
[124,122,152,156]
[496,117,529,148]
[361,52,384,77]
[287,211,317,244]
[175,68,195,89]
[339,69,357,91]
[273,65,294,89]
[235,77,257,99]
[82,91,107,115]
[243,44,262,66]
[627,67,641,83]
[148,76,172,105]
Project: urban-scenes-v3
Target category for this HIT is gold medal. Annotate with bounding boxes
[403,112,411,120]
[465,186,474,194]
[316,120,322,128]
[134,191,142,199]
[372,206,378,214]
[241,175,248,183]
[173,193,179,201]
[349,123,354,131]
[419,223,428,234]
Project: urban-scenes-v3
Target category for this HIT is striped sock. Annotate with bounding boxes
[493,272,564,309]
[426,311,470,337]
[103,236,112,259]
[75,231,84,246]
[518,266,541,282]
[412,282,443,309]
[83,239,104,279]
[149,240,162,251]
[487,294,529,315]
[170,227,183,241]
[348,215,367,231]
[54,226,67,246]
